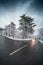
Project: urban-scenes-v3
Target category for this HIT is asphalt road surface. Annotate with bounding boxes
[0,35,43,65]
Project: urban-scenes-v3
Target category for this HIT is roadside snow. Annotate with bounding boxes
[38,39,43,44]
[5,35,32,41]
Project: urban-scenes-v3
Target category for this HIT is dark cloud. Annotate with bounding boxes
[0,0,30,9]
[0,0,29,5]
[31,0,43,11]
[0,0,43,11]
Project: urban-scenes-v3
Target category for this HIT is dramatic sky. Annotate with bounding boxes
[0,0,43,35]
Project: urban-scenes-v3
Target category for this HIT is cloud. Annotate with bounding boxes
[0,0,43,32]
[0,0,30,7]
[0,2,30,28]
[30,0,43,12]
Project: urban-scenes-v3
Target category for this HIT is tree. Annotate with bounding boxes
[18,14,36,39]
[10,22,16,38]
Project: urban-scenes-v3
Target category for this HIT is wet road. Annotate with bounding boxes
[0,36,43,65]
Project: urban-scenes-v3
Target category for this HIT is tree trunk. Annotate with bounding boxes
[22,30,27,39]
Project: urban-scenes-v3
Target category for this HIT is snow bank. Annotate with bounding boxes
[38,39,43,44]
[5,35,32,41]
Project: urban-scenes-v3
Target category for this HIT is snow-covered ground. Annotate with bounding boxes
[5,35,32,41]
[38,39,43,44]
[2,29,35,41]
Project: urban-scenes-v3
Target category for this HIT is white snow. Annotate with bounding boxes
[5,35,32,41]
[38,39,43,44]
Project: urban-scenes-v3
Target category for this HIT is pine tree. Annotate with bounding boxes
[19,14,36,38]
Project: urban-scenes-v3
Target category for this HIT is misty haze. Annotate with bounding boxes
[0,0,43,65]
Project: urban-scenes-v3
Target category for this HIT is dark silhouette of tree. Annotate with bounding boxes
[19,14,36,38]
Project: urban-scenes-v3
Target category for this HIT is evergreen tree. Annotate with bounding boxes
[19,14,36,38]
